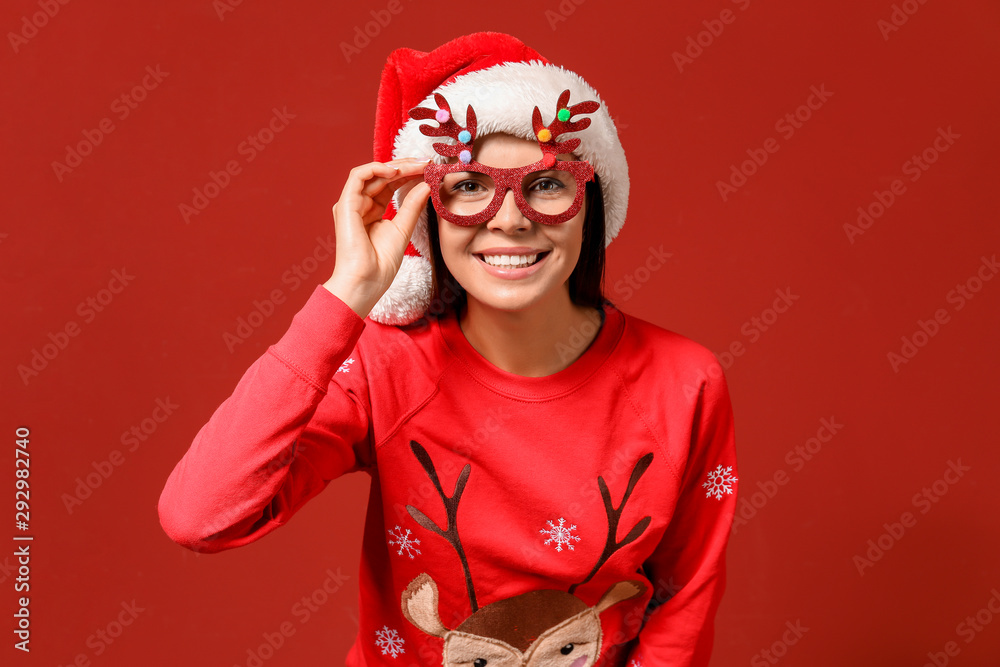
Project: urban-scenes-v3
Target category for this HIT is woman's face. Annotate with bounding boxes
[435,133,587,315]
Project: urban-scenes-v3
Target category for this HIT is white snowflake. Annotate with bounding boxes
[630,658,644,667]
[387,525,421,559]
[337,357,355,373]
[540,517,581,552]
[375,625,406,658]
[703,465,738,500]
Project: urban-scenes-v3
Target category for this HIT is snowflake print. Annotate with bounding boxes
[630,657,644,667]
[703,465,738,500]
[540,517,581,552]
[375,625,406,658]
[387,525,421,559]
[337,357,355,373]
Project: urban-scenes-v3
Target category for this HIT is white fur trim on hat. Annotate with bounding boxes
[367,254,433,326]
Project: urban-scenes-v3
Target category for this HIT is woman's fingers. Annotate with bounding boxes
[335,160,426,227]
[361,159,429,196]
[390,181,432,246]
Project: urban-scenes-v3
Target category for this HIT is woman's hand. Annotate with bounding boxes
[323,158,432,319]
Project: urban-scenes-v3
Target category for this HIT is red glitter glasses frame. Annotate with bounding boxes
[423,158,595,226]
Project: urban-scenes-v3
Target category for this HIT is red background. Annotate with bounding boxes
[4,0,999,665]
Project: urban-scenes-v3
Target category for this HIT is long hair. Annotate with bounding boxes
[424,173,607,320]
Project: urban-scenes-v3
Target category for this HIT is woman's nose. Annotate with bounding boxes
[487,189,531,233]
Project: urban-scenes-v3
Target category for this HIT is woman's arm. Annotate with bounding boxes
[158,158,431,553]
[630,366,738,665]
[157,286,371,553]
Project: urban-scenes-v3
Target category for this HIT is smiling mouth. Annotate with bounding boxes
[475,251,549,268]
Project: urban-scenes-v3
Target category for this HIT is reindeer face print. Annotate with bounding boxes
[400,440,653,665]
[445,610,600,667]
[403,574,644,667]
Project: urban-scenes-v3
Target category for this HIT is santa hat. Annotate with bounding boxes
[368,31,629,325]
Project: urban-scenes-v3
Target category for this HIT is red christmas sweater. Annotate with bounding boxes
[158,285,738,666]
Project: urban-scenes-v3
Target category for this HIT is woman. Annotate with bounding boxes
[159,32,738,666]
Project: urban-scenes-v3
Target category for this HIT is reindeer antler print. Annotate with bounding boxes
[405,440,478,612]
[570,452,654,595]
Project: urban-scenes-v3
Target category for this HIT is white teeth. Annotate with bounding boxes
[481,253,538,268]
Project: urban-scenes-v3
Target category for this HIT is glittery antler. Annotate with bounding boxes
[532,89,601,167]
[408,93,478,163]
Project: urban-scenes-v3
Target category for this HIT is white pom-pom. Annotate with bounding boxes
[368,255,433,325]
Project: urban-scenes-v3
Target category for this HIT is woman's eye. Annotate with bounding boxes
[560,643,574,655]
[455,181,486,194]
[474,659,488,667]
[532,179,563,192]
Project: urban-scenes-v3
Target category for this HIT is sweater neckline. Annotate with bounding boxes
[436,300,624,399]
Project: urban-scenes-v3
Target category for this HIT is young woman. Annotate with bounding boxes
[159,32,738,667]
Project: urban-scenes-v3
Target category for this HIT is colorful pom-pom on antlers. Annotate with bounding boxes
[408,88,600,167]
[531,89,600,163]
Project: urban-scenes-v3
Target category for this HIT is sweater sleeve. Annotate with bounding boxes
[157,285,373,553]
[630,366,738,665]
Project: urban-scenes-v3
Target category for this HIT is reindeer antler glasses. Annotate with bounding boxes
[410,89,599,226]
